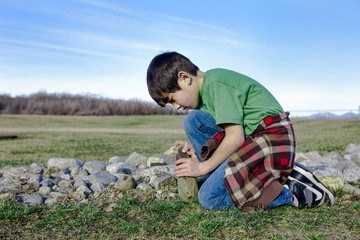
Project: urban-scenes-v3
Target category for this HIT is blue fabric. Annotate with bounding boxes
[183,110,293,210]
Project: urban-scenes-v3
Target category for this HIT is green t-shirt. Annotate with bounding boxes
[198,68,284,137]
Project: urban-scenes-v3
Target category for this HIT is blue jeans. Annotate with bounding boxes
[183,110,293,210]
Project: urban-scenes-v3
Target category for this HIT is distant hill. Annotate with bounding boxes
[303,111,359,119]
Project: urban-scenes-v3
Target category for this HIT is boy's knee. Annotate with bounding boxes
[197,187,213,210]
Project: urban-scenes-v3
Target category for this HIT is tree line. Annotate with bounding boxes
[0,92,180,115]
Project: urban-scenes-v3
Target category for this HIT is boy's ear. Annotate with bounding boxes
[178,71,192,85]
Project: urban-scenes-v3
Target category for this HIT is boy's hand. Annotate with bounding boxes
[173,141,195,155]
[173,151,205,177]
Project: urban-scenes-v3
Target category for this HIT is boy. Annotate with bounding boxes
[147,52,334,210]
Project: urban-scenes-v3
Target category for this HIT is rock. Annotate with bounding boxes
[318,177,344,190]
[15,194,44,206]
[39,186,52,196]
[295,152,308,163]
[343,184,360,196]
[70,166,89,180]
[40,179,54,187]
[134,165,175,177]
[305,151,322,161]
[351,150,360,166]
[49,192,68,201]
[47,158,82,170]
[147,156,166,167]
[57,179,74,189]
[45,198,57,205]
[87,171,117,185]
[28,163,45,174]
[114,174,136,191]
[0,193,14,200]
[343,170,360,183]
[20,173,43,185]
[345,143,359,154]
[90,182,107,192]
[163,147,174,155]
[76,186,92,195]
[106,163,136,174]
[152,175,176,191]
[74,179,88,189]
[0,177,20,186]
[176,146,198,202]
[109,156,127,164]
[313,169,338,178]
[51,168,71,178]
[0,185,19,192]
[125,152,148,167]
[335,160,359,173]
[72,190,87,201]
[136,183,152,191]
[83,161,106,173]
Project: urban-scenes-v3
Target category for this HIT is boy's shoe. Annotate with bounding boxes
[284,165,335,208]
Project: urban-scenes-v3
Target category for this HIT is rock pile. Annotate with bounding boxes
[0,144,360,207]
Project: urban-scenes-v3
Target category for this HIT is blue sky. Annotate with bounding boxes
[0,0,359,116]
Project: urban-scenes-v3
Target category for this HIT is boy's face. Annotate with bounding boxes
[163,76,200,110]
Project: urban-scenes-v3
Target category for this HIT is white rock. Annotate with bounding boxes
[48,158,82,170]
[83,161,106,173]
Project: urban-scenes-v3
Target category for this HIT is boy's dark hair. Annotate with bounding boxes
[147,51,199,107]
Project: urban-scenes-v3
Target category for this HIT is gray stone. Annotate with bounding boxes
[305,151,322,161]
[20,173,43,185]
[335,160,359,173]
[15,194,44,206]
[0,185,19,192]
[176,146,198,202]
[76,186,92,195]
[51,168,71,178]
[40,179,54,187]
[114,174,136,191]
[49,192,68,201]
[39,186,52,196]
[90,182,107,192]
[125,152,148,167]
[109,156,127,164]
[70,166,89,180]
[74,179,88,189]
[351,150,360,166]
[83,161,106,173]
[45,198,57,205]
[2,166,31,178]
[106,163,136,174]
[28,163,45,174]
[295,152,308,163]
[58,179,74,189]
[147,156,166,167]
[151,175,176,191]
[0,177,19,186]
[0,193,14,199]
[136,182,152,191]
[47,158,82,170]
[313,168,338,178]
[343,170,360,183]
[72,190,87,201]
[134,165,175,177]
[343,183,360,196]
[88,171,117,185]
[345,143,358,154]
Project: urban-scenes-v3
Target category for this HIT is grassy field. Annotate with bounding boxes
[0,115,360,239]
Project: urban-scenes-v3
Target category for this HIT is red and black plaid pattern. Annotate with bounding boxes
[224,112,296,208]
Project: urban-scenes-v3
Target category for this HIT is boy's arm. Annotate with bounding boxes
[174,123,245,177]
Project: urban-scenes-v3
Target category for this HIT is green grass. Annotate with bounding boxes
[0,115,360,239]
